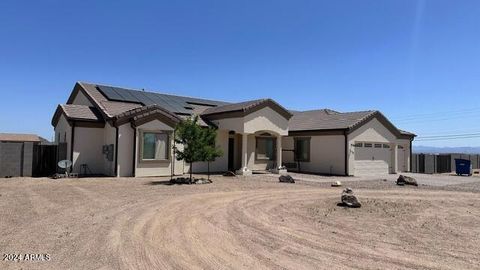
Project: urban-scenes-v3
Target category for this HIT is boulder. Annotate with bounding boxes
[331,181,342,187]
[223,171,236,177]
[195,178,212,184]
[279,174,295,183]
[341,188,361,208]
[396,175,418,186]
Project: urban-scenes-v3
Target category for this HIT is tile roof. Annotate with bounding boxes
[56,81,415,137]
[201,98,293,119]
[114,104,181,126]
[289,109,376,131]
[0,133,42,142]
[399,129,417,137]
[61,104,103,122]
[202,99,268,115]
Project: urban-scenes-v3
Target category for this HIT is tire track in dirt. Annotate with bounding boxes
[107,189,480,270]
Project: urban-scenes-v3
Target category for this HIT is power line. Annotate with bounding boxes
[418,132,480,139]
[394,112,480,124]
[416,135,480,142]
[415,128,480,136]
[391,107,480,121]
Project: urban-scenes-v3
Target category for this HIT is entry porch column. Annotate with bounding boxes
[273,135,287,175]
[236,133,252,176]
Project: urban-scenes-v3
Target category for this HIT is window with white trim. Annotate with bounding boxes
[141,131,169,161]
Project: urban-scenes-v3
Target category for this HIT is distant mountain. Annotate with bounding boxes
[414,146,480,154]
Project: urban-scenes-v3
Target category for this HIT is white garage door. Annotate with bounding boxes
[354,143,391,176]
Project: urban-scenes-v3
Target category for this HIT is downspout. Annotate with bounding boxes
[114,125,119,177]
[131,123,136,177]
[409,139,413,172]
[344,129,349,176]
[70,121,76,173]
[171,130,175,180]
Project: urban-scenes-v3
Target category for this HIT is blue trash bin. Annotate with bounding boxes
[455,159,472,176]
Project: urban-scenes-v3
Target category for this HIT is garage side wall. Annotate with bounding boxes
[396,139,411,172]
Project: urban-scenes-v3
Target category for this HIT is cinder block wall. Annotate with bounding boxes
[0,142,34,177]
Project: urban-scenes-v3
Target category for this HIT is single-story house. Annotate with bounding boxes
[51,82,415,177]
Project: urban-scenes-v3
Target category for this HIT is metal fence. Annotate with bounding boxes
[412,153,480,174]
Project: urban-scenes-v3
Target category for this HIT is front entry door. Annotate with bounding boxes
[228,137,234,171]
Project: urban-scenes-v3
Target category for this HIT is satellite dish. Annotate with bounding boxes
[58,160,72,169]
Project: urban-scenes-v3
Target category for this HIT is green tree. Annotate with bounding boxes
[174,116,204,183]
[200,126,223,180]
[174,116,223,183]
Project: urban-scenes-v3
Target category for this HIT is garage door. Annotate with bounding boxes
[354,143,391,176]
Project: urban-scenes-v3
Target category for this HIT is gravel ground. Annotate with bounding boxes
[1,174,480,270]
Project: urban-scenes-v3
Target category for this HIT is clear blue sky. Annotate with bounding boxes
[1,0,479,147]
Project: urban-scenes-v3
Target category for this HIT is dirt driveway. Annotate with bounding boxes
[1,175,480,270]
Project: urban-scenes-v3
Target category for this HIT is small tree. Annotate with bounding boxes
[174,116,204,183]
[201,127,223,180]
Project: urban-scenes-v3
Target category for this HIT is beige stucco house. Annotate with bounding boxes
[52,82,415,177]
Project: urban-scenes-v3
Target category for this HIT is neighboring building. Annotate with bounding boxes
[51,82,415,177]
[0,133,46,177]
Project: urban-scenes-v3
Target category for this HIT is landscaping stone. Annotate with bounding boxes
[223,171,236,177]
[195,179,213,184]
[170,177,212,185]
[331,181,342,187]
[279,174,295,183]
[396,175,418,186]
[340,188,361,208]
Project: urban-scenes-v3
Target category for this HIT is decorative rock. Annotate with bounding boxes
[223,171,236,177]
[279,174,295,183]
[341,188,361,208]
[331,181,342,187]
[396,175,418,186]
[195,178,213,184]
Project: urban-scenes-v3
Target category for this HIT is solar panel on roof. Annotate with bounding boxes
[97,84,229,115]
[114,87,142,103]
[97,86,125,101]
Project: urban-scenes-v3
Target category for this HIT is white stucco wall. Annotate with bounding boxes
[212,107,289,136]
[72,127,104,174]
[282,135,345,175]
[135,119,175,177]
[397,139,411,172]
[191,129,229,173]
[213,117,244,133]
[103,123,116,176]
[54,114,72,161]
[244,107,289,136]
[117,123,134,177]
